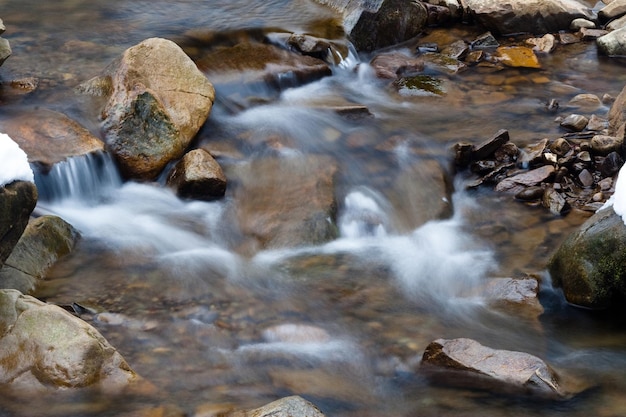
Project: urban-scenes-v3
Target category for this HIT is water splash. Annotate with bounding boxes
[339,188,389,238]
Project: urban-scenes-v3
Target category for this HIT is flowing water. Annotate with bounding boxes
[2,0,626,416]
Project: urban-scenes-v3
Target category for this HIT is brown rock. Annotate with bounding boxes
[525,34,556,53]
[590,134,622,155]
[608,83,626,136]
[232,155,338,252]
[560,114,589,131]
[370,52,424,79]
[79,38,215,180]
[167,149,227,200]
[542,188,569,215]
[198,42,331,86]
[0,109,105,173]
[421,338,582,398]
[495,165,555,193]
[473,129,510,160]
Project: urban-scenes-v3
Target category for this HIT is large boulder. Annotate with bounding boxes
[313,0,428,51]
[0,289,139,392]
[78,37,215,180]
[231,155,338,253]
[421,338,573,398]
[0,216,79,294]
[608,83,626,137]
[0,109,105,172]
[548,206,626,309]
[465,0,594,35]
[0,181,37,267]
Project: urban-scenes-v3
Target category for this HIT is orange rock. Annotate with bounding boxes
[495,46,541,69]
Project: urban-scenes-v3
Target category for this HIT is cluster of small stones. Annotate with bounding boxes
[454,94,621,215]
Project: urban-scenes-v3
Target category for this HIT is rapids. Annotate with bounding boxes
[2,1,626,416]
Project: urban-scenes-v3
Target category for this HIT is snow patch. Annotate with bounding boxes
[0,133,34,186]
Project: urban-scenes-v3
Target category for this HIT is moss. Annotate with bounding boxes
[394,75,445,97]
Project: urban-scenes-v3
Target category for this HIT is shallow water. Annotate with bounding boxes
[2,0,626,416]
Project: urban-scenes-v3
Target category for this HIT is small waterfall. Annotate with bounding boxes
[339,188,389,238]
[33,152,122,203]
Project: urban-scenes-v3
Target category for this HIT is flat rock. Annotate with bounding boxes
[370,52,424,79]
[0,109,105,173]
[597,26,626,57]
[421,338,572,398]
[495,46,541,68]
[495,165,555,193]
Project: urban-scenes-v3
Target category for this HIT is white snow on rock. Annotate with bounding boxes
[0,133,34,187]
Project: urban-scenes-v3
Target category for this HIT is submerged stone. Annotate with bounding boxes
[495,46,541,69]
[393,75,445,97]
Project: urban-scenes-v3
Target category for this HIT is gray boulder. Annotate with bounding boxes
[597,26,626,57]
[0,181,37,266]
[0,216,79,294]
[548,206,626,309]
[78,37,215,180]
[313,0,428,51]
[465,0,594,35]
[0,289,140,392]
[166,148,227,200]
[421,338,572,398]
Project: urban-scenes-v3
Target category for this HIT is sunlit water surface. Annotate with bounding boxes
[2,0,626,416]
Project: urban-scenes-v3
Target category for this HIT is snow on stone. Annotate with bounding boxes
[0,133,34,186]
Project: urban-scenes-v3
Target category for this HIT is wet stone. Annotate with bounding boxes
[495,46,541,69]
[370,52,425,79]
[571,18,596,29]
[560,114,589,131]
[599,151,623,177]
[550,138,571,156]
[525,34,556,53]
[441,40,469,60]
[473,129,510,160]
[542,188,569,215]
[515,186,544,201]
[587,114,609,131]
[470,31,499,49]
[591,134,622,155]
[558,32,581,44]
[581,28,609,40]
[568,93,603,110]
[494,142,519,162]
[495,165,555,193]
[578,169,594,187]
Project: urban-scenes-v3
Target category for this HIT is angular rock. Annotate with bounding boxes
[580,28,609,40]
[0,181,37,267]
[424,2,452,26]
[560,114,589,131]
[481,277,544,317]
[542,187,569,215]
[495,165,555,193]
[599,151,623,177]
[597,26,626,57]
[441,40,469,60]
[313,0,428,52]
[287,34,333,59]
[230,396,325,417]
[471,31,500,49]
[474,129,510,160]
[0,109,105,172]
[525,34,557,53]
[550,138,571,156]
[78,38,215,180]
[607,14,626,31]
[548,206,626,309]
[421,338,569,398]
[232,155,338,252]
[0,216,79,294]
[495,46,541,69]
[0,289,140,392]
[465,0,594,35]
[370,52,425,79]
[599,0,626,22]
[167,149,226,201]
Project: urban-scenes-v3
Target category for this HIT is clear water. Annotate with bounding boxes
[2,0,626,416]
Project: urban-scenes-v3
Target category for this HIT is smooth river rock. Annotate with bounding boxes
[166,149,227,200]
[229,396,325,417]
